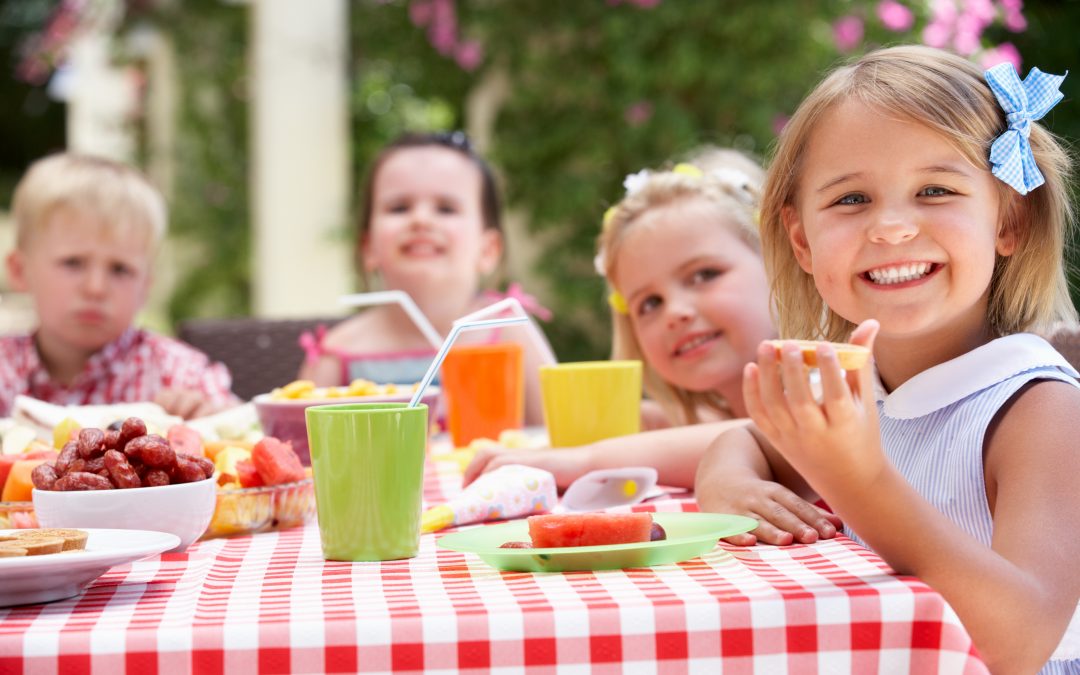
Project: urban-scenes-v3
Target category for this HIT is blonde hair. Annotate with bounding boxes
[11,153,167,251]
[597,147,766,424]
[761,45,1076,342]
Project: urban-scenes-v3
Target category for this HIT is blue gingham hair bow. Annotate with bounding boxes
[984,62,1067,195]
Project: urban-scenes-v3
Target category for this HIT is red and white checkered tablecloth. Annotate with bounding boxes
[0,457,988,675]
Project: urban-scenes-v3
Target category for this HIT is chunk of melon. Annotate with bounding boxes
[527,512,654,548]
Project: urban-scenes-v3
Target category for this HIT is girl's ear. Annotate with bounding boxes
[477,228,503,276]
[5,250,28,292]
[782,205,814,273]
[995,201,1019,257]
[360,232,379,274]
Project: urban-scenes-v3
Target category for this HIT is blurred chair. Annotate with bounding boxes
[1045,323,1080,378]
[177,317,342,401]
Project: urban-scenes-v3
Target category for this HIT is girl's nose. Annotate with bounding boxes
[408,204,435,229]
[665,298,694,329]
[868,208,919,245]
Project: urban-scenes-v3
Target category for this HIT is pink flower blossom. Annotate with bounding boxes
[772,114,790,136]
[454,40,483,71]
[922,20,952,48]
[963,0,995,23]
[877,1,915,31]
[624,100,654,127]
[931,0,959,23]
[953,28,981,55]
[1002,10,1027,32]
[997,0,1023,11]
[980,42,1022,71]
[833,15,864,53]
[409,0,433,26]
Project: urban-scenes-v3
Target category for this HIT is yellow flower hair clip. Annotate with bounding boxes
[672,163,704,178]
[601,205,619,232]
[608,290,629,315]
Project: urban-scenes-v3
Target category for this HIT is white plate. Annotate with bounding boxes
[0,528,179,607]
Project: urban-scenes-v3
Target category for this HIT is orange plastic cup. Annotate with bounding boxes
[440,343,525,447]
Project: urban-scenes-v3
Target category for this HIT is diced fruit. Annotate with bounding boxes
[53,418,81,450]
[527,512,655,548]
[235,459,265,488]
[167,424,205,458]
[0,455,17,491]
[2,459,50,502]
[204,439,256,461]
[2,426,37,456]
[251,437,305,485]
[213,446,251,481]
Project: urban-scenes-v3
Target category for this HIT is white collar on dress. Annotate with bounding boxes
[873,333,1078,420]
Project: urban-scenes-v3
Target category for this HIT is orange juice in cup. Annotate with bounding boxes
[440,343,525,447]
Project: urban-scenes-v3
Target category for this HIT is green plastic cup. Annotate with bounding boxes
[305,402,428,561]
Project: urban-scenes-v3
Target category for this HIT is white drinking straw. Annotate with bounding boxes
[339,290,443,350]
[452,297,558,366]
[408,316,531,408]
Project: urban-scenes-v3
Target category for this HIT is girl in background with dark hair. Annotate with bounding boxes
[299,132,551,424]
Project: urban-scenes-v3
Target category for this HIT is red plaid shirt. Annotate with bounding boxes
[0,328,236,417]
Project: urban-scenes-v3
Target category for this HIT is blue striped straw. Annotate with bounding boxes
[408,316,531,408]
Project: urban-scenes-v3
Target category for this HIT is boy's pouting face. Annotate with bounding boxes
[6,206,154,357]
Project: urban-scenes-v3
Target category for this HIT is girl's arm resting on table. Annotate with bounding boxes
[695,425,840,546]
[296,355,342,387]
[640,399,673,431]
[825,380,1080,675]
[463,419,749,491]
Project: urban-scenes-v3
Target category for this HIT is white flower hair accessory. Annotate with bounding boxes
[622,169,652,196]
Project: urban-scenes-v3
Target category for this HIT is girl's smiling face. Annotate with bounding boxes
[612,196,774,398]
[363,146,501,298]
[783,99,1014,352]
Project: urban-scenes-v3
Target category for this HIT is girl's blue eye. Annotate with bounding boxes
[835,193,867,206]
[636,295,661,316]
[60,258,84,270]
[437,203,459,215]
[921,186,952,197]
[690,268,721,284]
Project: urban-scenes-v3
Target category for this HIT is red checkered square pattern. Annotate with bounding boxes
[0,457,988,674]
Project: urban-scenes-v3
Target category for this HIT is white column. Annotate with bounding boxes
[64,0,136,162]
[250,0,352,317]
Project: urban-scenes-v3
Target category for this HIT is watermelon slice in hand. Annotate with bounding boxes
[251,437,306,486]
[527,512,655,548]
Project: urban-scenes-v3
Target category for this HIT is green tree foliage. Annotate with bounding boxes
[122,1,1080,359]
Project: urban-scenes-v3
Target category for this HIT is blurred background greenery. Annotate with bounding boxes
[1,0,1077,361]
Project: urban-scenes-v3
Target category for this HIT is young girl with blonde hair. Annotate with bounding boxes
[696,45,1079,674]
[465,149,791,496]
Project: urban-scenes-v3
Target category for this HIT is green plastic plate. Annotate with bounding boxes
[436,512,757,573]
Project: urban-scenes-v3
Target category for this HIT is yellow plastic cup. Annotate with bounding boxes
[539,360,642,448]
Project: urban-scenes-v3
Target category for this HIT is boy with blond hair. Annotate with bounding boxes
[0,153,237,418]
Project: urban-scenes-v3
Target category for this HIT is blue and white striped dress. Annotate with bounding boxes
[845,333,1080,673]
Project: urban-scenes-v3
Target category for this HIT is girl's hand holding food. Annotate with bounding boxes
[743,320,885,498]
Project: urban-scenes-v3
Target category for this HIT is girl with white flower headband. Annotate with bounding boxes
[696,45,1079,674]
[465,147,782,490]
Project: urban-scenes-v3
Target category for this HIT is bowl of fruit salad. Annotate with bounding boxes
[254,379,439,465]
[202,436,315,539]
[30,418,217,552]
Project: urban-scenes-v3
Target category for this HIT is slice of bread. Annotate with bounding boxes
[766,340,870,371]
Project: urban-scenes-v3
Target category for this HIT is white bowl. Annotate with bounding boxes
[32,478,217,552]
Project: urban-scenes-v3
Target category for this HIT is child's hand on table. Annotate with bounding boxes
[463,444,592,490]
[696,474,841,546]
[154,388,228,420]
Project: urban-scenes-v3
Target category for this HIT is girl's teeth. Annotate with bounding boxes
[868,263,932,285]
